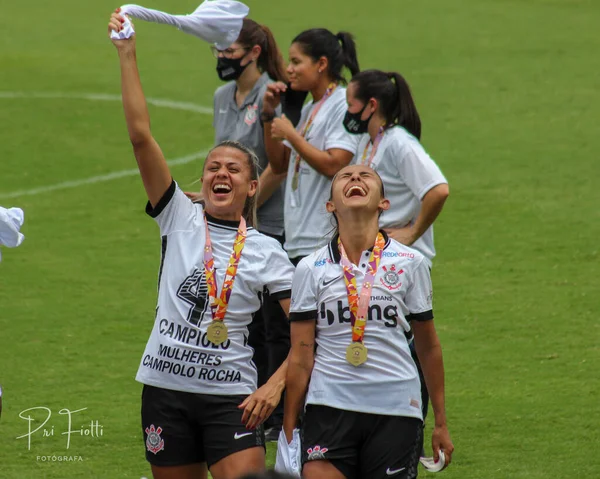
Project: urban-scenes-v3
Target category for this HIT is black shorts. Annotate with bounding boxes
[141,385,265,467]
[301,405,422,479]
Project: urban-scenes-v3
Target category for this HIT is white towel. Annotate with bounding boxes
[0,207,25,262]
[110,0,249,49]
[274,428,302,477]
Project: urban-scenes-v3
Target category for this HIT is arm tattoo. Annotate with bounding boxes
[300,341,314,348]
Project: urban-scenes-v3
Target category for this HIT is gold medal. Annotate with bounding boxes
[206,321,228,345]
[291,173,299,191]
[346,342,368,367]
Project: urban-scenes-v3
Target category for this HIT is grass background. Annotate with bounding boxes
[1,0,599,477]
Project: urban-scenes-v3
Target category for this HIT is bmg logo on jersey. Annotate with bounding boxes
[319,300,398,328]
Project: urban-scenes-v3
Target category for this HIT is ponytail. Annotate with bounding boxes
[350,70,421,139]
[259,24,287,83]
[293,28,360,84]
[336,32,360,78]
[387,72,421,139]
[237,19,287,83]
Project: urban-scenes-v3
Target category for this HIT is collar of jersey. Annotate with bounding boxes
[205,213,253,231]
[328,229,390,264]
[229,72,270,110]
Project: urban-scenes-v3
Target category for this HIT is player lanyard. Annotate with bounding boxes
[203,215,247,344]
[338,232,385,365]
[360,126,386,167]
[291,83,338,191]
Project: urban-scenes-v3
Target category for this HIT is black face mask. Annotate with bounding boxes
[216,56,250,82]
[343,104,373,135]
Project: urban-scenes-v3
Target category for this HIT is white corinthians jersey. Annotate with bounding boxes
[289,232,433,418]
[353,127,447,266]
[283,87,360,258]
[136,182,294,395]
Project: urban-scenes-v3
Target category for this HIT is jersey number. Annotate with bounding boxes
[176,269,209,327]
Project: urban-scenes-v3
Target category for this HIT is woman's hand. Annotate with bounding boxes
[271,114,296,141]
[107,9,136,52]
[263,82,287,113]
[383,226,417,246]
[238,380,284,430]
[432,424,454,468]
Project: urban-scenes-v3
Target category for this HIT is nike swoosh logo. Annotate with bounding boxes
[321,275,342,288]
[219,109,228,114]
[234,432,253,440]
[386,467,406,476]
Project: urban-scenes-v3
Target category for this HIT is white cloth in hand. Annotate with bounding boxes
[0,207,25,261]
[275,428,302,477]
[110,0,249,49]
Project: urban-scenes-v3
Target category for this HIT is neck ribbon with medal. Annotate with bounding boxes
[360,125,386,167]
[291,83,338,191]
[203,215,247,345]
[338,232,386,366]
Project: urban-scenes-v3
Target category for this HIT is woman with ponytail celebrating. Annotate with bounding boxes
[344,70,449,267]
[261,29,362,264]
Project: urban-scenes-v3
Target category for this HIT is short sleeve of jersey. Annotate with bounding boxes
[396,135,448,200]
[405,259,434,322]
[324,100,360,153]
[289,257,318,321]
[145,180,200,236]
[262,239,295,300]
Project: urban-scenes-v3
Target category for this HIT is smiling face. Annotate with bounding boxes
[201,146,258,221]
[326,165,389,218]
[286,42,325,91]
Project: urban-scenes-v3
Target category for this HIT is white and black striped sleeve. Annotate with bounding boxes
[145,181,200,236]
[289,257,318,322]
[405,260,434,322]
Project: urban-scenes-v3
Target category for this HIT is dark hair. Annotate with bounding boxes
[237,19,287,83]
[292,28,360,84]
[351,70,421,139]
[204,140,260,227]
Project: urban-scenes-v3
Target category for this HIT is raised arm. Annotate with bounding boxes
[270,104,354,178]
[108,11,171,207]
[262,82,291,174]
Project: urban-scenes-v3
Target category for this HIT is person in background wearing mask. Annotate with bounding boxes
[261,28,361,265]
[344,69,449,472]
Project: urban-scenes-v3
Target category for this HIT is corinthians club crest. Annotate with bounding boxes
[244,104,258,125]
[145,424,165,455]
[380,265,403,290]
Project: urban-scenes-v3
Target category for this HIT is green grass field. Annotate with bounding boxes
[1,0,599,477]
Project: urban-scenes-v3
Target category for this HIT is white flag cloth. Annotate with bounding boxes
[0,207,25,262]
[274,428,302,477]
[419,451,447,472]
[110,0,249,49]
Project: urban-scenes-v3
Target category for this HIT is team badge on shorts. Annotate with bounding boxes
[380,265,403,290]
[145,424,165,454]
[245,105,258,125]
[307,445,328,460]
